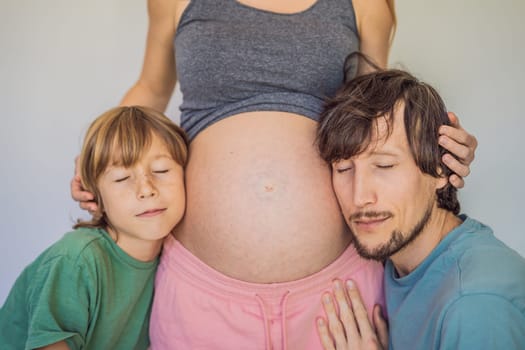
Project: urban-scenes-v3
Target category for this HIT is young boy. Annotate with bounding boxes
[0,106,188,349]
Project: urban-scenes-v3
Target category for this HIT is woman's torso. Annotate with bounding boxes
[172,0,359,283]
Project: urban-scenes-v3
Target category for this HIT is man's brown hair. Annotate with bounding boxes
[317,69,460,214]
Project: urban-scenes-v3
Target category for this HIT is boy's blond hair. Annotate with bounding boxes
[75,106,188,229]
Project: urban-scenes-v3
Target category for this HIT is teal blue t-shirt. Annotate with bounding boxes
[0,227,158,350]
[385,216,525,349]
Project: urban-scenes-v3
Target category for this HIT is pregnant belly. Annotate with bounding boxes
[174,112,350,283]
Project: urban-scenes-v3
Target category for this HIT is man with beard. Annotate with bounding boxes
[315,69,525,350]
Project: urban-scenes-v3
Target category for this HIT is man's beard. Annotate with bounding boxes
[348,203,433,261]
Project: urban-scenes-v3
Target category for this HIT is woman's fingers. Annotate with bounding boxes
[448,174,465,189]
[442,153,471,178]
[439,112,477,165]
[439,136,471,166]
[71,174,94,201]
[71,157,99,213]
[438,113,478,189]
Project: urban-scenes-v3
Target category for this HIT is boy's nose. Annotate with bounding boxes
[137,176,157,199]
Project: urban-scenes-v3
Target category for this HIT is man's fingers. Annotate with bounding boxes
[373,305,389,349]
[317,282,386,349]
[333,280,359,342]
[345,280,374,338]
[317,318,336,350]
[322,293,348,349]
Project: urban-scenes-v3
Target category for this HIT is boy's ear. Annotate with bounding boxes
[92,196,104,220]
[92,207,103,221]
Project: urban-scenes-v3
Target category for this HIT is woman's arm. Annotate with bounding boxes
[353,0,476,187]
[120,0,180,111]
[353,0,395,72]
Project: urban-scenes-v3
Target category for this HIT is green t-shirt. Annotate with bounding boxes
[0,227,158,350]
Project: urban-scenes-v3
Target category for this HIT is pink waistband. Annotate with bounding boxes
[159,234,379,308]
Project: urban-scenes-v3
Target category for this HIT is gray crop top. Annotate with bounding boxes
[176,0,360,139]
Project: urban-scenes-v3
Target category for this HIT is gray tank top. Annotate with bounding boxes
[176,0,359,139]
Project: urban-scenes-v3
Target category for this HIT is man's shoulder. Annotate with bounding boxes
[446,218,525,304]
[439,216,525,348]
[439,292,525,348]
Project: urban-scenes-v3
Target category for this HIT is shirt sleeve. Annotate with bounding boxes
[25,254,93,350]
[440,293,525,349]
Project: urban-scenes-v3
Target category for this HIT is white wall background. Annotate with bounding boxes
[1,0,524,303]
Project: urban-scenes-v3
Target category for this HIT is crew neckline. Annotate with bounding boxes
[97,228,159,270]
[387,215,475,286]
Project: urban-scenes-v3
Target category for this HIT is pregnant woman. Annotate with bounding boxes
[71,0,476,349]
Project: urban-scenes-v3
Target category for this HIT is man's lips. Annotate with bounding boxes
[352,214,392,229]
[354,217,389,224]
[136,208,167,217]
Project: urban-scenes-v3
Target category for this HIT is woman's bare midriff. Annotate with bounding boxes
[173,111,351,283]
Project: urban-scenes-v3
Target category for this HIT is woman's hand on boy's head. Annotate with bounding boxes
[70,156,99,214]
[438,112,478,189]
[317,280,388,350]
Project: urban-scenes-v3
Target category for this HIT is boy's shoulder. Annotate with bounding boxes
[37,227,111,267]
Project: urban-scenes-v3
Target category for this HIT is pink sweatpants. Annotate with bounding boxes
[150,235,384,350]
